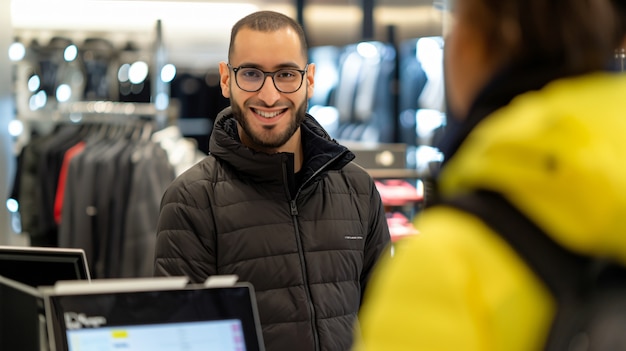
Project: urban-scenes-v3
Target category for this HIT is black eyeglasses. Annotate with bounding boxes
[228,64,308,93]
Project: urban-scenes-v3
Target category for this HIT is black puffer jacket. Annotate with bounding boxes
[154,107,391,351]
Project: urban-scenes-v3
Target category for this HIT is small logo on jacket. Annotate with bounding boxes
[344,235,364,240]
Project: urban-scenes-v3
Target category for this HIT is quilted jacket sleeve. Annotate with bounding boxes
[153,163,218,283]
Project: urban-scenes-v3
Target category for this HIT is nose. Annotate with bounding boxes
[257,75,281,105]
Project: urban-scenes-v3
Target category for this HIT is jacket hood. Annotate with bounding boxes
[209,107,354,184]
[439,73,626,264]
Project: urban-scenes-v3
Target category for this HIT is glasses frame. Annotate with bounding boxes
[228,64,309,93]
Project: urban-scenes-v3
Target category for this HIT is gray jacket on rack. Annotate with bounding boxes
[154,107,391,351]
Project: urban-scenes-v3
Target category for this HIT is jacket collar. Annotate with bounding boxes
[209,107,354,185]
[437,61,572,170]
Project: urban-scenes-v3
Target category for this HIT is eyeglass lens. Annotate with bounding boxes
[236,67,304,93]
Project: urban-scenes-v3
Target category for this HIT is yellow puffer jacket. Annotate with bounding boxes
[355,72,626,351]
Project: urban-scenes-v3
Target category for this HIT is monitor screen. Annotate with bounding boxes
[0,246,91,288]
[65,319,246,350]
[44,282,264,351]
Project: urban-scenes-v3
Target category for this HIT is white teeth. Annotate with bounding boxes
[254,109,282,118]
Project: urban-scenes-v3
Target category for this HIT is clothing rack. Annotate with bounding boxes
[24,101,179,127]
[12,109,180,279]
[15,100,179,151]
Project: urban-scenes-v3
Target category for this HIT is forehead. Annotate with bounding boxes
[230,27,306,68]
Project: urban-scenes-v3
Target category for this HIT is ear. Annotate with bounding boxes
[218,61,231,98]
[305,63,315,100]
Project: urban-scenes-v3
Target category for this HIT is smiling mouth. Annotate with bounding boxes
[253,108,286,118]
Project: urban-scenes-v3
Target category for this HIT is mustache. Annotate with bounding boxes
[245,101,291,109]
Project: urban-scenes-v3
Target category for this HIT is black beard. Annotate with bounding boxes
[231,95,308,151]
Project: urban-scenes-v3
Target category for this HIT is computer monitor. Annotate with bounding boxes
[0,246,91,288]
[0,275,47,351]
[43,278,265,351]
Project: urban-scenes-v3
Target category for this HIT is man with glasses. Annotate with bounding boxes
[154,10,391,351]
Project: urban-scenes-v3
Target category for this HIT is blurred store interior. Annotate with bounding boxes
[1,0,449,255]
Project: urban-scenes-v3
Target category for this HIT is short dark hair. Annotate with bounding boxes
[468,0,619,74]
[228,11,308,63]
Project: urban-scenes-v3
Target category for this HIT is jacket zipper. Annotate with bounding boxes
[282,160,320,351]
[284,150,350,351]
[289,199,320,351]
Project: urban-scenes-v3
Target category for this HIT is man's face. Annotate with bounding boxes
[219,27,315,153]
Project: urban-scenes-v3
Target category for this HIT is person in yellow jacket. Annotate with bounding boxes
[354,0,626,350]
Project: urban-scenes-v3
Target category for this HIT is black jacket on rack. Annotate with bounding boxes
[14,120,176,278]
